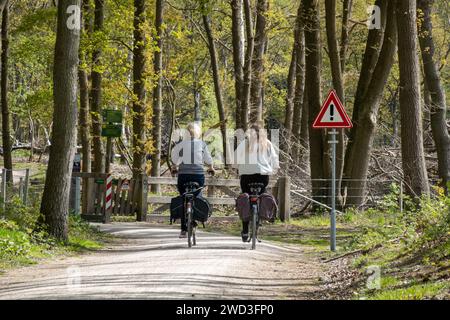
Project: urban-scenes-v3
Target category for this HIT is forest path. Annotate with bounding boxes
[0,223,328,299]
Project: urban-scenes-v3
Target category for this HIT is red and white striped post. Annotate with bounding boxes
[104,174,113,223]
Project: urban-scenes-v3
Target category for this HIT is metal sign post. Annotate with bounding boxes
[329,129,338,251]
[312,90,352,252]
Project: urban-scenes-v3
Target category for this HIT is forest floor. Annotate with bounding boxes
[0,222,334,299]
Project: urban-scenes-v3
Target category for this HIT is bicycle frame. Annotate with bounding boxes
[248,184,263,250]
[183,185,204,248]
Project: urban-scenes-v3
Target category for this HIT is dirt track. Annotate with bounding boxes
[0,223,328,299]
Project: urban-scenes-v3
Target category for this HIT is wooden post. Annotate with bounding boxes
[208,185,215,197]
[136,173,148,222]
[1,168,6,210]
[399,180,404,213]
[23,169,30,206]
[272,179,279,218]
[279,176,291,222]
[19,177,24,201]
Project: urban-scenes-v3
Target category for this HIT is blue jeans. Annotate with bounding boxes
[177,174,205,231]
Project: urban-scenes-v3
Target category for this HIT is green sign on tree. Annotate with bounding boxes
[102,109,123,137]
[102,109,123,123]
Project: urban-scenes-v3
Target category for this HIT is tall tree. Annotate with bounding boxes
[396,0,429,197]
[132,0,147,177]
[79,0,91,174]
[150,0,164,193]
[417,0,450,192]
[241,0,254,131]
[249,0,268,125]
[343,0,388,189]
[230,0,245,130]
[283,7,300,134]
[339,0,352,72]
[91,0,104,173]
[302,0,328,204]
[325,0,345,198]
[40,0,80,241]
[1,0,12,182]
[291,3,306,159]
[344,0,398,207]
[202,10,229,165]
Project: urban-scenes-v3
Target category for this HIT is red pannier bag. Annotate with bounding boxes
[258,193,277,221]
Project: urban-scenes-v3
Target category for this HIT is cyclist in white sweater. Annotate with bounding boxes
[235,124,279,242]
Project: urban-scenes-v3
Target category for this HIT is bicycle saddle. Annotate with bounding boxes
[183,181,200,190]
[248,182,265,188]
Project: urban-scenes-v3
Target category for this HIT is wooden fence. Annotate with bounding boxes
[74,173,290,223]
[147,176,291,221]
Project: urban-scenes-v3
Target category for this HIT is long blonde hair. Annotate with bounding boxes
[246,123,269,153]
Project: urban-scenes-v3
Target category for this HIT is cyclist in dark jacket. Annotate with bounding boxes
[171,123,215,238]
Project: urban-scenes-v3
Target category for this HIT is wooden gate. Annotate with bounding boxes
[73,172,147,223]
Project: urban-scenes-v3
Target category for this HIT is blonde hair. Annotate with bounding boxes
[187,122,202,139]
[247,123,269,153]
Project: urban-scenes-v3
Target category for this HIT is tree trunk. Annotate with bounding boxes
[241,0,254,132]
[343,0,388,188]
[90,0,104,173]
[345,0,398,208]
[40,0,80,241]
[231,0,245,130]
[151,0,164,193]
[302,0,328,205]
[291,3,306,160]
[249,0,268,125]
[325,0,345,200]
[417,0,450,192]
[203,13,229,165]
[1,1,12,182]
[396,0,429,197]
[79,0,91,174]
[283,38,297,133]
[132,0,147,178]
[339,0,352,72]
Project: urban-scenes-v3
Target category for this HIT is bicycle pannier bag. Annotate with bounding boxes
[259,193,277,221]
[236,193,251,222]
[193,195,211,222]
[170,196,184,223]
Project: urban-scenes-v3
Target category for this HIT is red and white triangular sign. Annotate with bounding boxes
[312,90,353,128]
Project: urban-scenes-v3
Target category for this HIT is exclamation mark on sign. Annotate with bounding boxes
[330,104,334,121]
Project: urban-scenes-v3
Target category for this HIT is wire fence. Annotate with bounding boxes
[0,168,45,209]
[289,178,405,214]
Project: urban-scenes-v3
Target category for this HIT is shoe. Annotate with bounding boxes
[179,231,187,238]
[241,232,249,242]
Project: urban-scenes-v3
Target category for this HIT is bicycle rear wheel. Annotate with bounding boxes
[251,206,257,250]
[187,209,193,248]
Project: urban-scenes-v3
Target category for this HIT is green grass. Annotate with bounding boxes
[0,214,111,272]
[370,282,449,300]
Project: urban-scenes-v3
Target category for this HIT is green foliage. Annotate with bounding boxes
[0,199,108,270]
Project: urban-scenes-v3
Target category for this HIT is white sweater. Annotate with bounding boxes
[235,140,280,175]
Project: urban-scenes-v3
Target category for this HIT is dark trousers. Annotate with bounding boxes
[239,174,269,234]
[177,174,205,231]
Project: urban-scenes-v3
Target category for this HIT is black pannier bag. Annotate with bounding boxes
[170,196,184,224]
[192,195,212,223]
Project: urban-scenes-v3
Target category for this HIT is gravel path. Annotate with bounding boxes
[0,223,328,300]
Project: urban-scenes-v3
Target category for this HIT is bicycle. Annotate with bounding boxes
[181,182,206,248]
[247,182,265,250]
